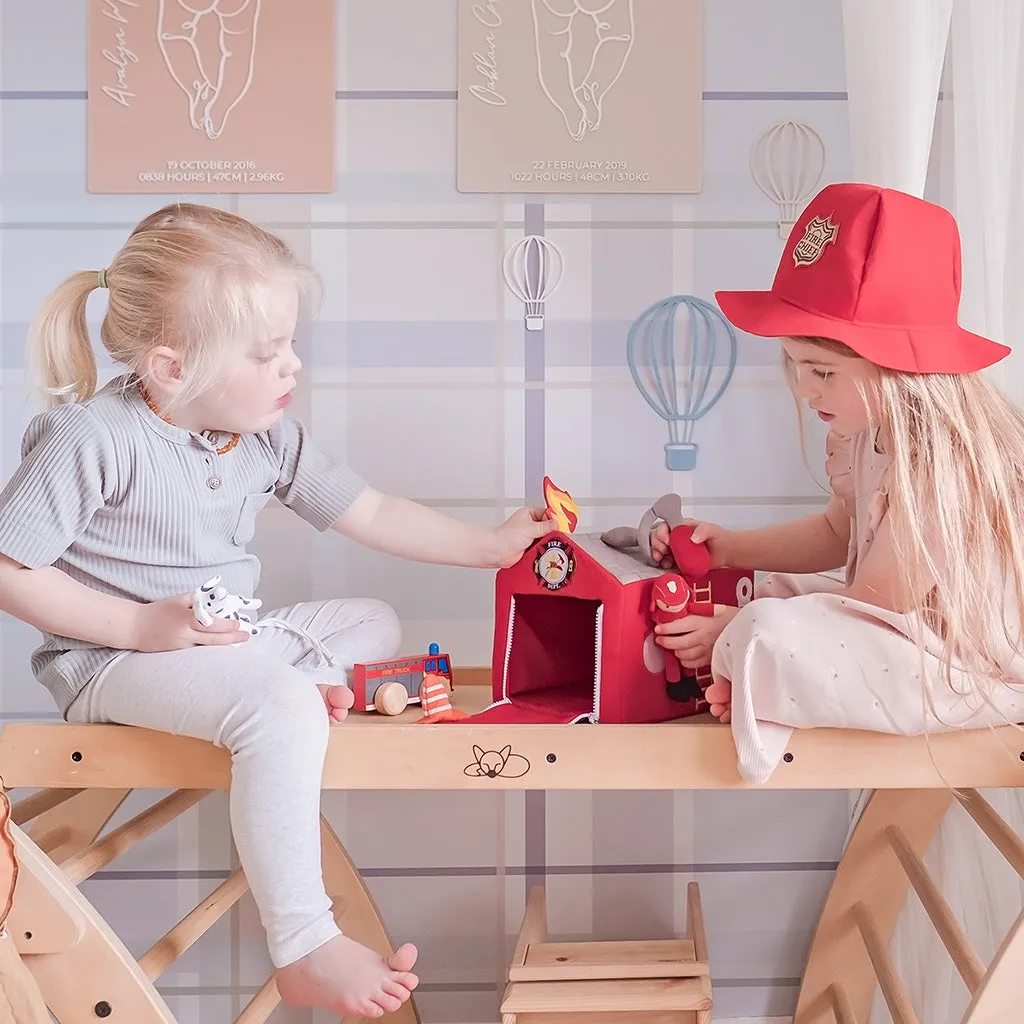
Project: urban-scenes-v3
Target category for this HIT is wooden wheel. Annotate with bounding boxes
[6,786,421,1023]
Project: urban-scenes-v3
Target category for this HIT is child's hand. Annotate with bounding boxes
[650,520,732,570]
[131,592,250,653]
[650,522,675,568]
[656,604,739,669]
[493,507,552,568]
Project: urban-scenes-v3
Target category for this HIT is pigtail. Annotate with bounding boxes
[26,270,102,406]
[27,203,316,412]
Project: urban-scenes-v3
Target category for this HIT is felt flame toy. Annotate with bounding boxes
[543,475,580,534]
[418,674,469,723]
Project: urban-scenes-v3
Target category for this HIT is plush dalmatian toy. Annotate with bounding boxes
[192,575,263,636]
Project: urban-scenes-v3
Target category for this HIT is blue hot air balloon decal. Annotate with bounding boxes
[626,295,738,471]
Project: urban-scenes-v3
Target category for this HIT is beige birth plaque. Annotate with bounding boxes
[457,0,702,194]
[87,0,335,194]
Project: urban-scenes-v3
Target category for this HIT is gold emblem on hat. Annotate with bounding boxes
[793,214,839,267]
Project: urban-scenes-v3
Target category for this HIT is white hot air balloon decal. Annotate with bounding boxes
[503,235,564,331]
[750,120,827,239]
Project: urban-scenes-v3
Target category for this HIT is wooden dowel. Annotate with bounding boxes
[234,974,281,1024]
[32,826,72,856]
[687,882,708,963]
[956,789,1024,879]
[61,789,210,885]
[10,788,83,826]
[885,824,986,993]
[830,982,860,1024]
[853,902,920,1024]
[139,868,249,981]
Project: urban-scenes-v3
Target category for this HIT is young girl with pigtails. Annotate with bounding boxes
[0,202,550,1018]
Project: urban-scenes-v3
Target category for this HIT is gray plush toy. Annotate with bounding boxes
[600,493,690,566]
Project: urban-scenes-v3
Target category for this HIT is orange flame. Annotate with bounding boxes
[543,476,580,534]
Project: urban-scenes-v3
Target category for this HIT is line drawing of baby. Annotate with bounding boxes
[530,0,635,141]
[156,0,261,139]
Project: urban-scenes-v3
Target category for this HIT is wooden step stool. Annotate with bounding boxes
[500,882,712,1024]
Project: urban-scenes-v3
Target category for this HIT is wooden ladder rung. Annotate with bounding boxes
[830,982,861,1024]
[139,868,249,981]
[10,787,84,826]
[885,824,986,994]
[853,902,920,1024]
[234,975,281,1024]
[956,789,1024,878]
[500,977,712,1015]
[61,789,210,885]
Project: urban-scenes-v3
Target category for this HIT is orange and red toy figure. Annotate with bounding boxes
[649,573,714,702]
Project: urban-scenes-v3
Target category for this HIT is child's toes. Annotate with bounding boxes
[704,680,729,703]
[384,979,413,1002]
[391,970,419,992]
[388,943,418,973]
[373,991,405,1015]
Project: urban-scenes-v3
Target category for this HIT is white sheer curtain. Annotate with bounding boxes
[877,7,1024,1024]
[839,3,1024,1022]
[841,0,953,193]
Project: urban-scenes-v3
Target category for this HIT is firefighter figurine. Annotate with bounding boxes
[650,573,714,703]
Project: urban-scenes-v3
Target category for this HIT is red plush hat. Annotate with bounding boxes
[715,182,1009,373]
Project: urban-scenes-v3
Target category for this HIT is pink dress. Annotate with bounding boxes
[711,429,1024,783]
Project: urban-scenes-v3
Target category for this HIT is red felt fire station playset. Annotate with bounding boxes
[464,478,754,725]
[352,478,754,726]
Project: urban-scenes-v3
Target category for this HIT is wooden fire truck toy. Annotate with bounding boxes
[351,643,454,715]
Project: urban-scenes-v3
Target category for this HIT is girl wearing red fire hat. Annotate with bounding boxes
[653,182,1024,784]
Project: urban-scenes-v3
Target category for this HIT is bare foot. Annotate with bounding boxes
[317,683,355,724]
[704,678,732,724]
[276,934,419,1018]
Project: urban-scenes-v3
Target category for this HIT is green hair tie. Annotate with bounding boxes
[97,268,107,289]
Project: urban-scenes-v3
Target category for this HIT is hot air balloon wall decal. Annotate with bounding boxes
[750,120,827,239]
[626,295,738,472]
[502,234,564,331]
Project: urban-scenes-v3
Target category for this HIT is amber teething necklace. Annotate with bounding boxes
[137,382,241,456]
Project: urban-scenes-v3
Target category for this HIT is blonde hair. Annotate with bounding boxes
[785,335,1024,705]
[28,203,320,409]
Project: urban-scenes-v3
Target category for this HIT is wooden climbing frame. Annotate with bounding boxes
[2,681,1024,1022]
[3,788,418,1024]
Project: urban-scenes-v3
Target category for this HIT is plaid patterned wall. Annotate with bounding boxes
[0,2,855,1021]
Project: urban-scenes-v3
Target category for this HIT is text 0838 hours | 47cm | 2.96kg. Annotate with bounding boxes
[138,160,285,184]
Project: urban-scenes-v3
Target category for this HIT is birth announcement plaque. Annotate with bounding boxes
[88,0,336,194]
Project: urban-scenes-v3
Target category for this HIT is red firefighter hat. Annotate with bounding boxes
[715,182,1009,373]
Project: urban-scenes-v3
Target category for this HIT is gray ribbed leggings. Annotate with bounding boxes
[66,598,401,967]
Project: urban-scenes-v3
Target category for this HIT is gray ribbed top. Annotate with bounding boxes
[0,375,366,715]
